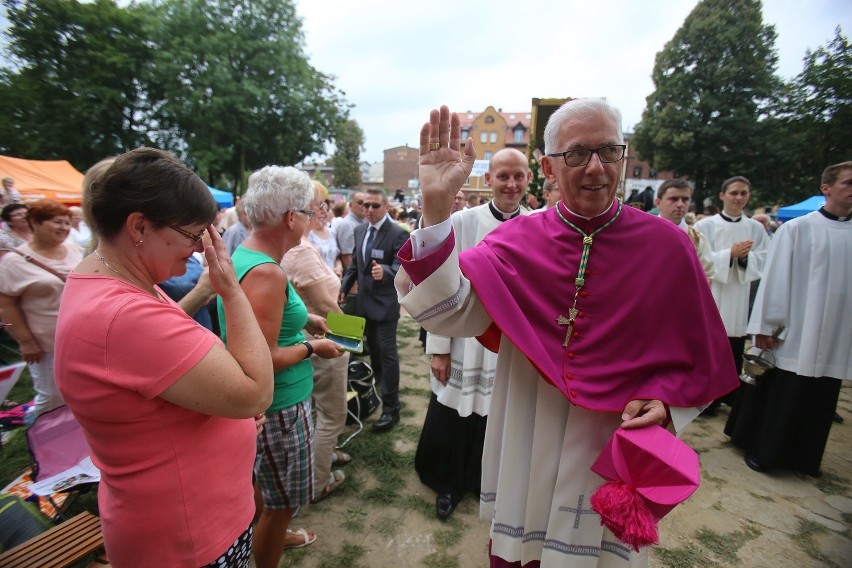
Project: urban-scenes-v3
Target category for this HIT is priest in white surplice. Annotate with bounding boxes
[726,161,852,477]
[416,149,531,520]
[397,102,738,567]
[694,177,770,411]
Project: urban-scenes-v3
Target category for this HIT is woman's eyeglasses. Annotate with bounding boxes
[168,225,205,243]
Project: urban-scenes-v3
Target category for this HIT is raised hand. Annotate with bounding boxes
[418,105,477,227]
[203,224,241,299]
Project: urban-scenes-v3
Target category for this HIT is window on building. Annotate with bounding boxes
[525,114,531,119]
[509,114,516,119]
[649,169,657,179]
[513,127,524,143]
[490,132,497,143]
[484,151,493,160]
[461,128,469,140]
[485,115,495,123]
[467,114,474,120]
[633,166,642,177]
[480,131,488,143]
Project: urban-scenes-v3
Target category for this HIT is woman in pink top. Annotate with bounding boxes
[282,182,351,503]
[0,200,82,418]
[54,148,273,568]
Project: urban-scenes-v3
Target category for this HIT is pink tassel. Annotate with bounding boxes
[590,480,659,552]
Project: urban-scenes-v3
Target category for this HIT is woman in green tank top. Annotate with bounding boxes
[219,166,344,568]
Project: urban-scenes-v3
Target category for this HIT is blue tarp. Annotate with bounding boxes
[207,185,234,208]
[776,195,825,222]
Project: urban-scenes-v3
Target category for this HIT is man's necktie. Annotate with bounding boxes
[365,226,376,259]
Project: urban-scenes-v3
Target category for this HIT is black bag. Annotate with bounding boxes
[347,359,380,424]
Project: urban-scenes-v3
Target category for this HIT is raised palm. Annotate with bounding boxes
[418,106,477,226]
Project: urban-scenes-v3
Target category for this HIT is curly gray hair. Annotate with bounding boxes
[243,166,313,228]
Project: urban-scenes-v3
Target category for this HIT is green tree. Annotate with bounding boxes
[330,119,364,188]
[149,0,349,192]
[0,0,155,169]
[632,0,780,210]
[527,137,544,201]
[774,27,851,201]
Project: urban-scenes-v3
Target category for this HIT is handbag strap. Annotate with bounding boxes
[0,248,67,282]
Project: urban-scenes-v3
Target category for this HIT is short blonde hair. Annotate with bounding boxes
[312,180,329,201]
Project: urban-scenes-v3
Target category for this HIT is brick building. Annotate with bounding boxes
[383,145,418,192]
[620,132,679,201]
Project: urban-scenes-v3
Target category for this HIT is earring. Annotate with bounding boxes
[135,239,143,246]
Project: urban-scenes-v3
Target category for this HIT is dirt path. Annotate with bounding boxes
[279,314,851,567]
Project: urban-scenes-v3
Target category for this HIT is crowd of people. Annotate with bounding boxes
[0,99,848,567]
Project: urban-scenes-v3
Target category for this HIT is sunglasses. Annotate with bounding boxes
[363,202,384,209]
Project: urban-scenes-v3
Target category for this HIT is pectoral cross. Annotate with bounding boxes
[552,200,624,352]
[556,308,579,348]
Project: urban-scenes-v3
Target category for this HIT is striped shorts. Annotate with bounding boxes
[255,399,315,509]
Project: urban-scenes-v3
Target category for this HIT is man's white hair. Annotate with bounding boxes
[243,166,313,228]
[543,98,624,155]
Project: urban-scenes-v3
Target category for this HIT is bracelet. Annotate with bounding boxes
[302,341,314,359]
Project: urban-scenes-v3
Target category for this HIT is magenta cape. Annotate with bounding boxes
[400,200,738,412]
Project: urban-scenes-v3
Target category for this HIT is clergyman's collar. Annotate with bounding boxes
[818,207,851,222]
[489,200,521,222]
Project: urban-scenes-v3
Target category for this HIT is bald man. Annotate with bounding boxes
[416,148,532,519]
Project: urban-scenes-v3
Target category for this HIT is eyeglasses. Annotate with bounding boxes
[548,145,626,167]
[168,225,205,243]
[294,209,316,219]
[363,202,384,209]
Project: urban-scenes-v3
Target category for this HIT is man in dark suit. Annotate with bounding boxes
[339,188,409,431]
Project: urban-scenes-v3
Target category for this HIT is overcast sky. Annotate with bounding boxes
[295,0,850,163]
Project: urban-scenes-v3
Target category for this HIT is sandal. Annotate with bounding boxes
[312,469,345,503]
[284,528,316,549]
[331,451,352,465]
[1,400,19,411]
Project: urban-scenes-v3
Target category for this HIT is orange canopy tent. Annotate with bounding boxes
[0,156,84,205]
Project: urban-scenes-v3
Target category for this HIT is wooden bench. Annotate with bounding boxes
[0,511,103,568]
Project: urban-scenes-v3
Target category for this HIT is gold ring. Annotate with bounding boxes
[429,142,441,151]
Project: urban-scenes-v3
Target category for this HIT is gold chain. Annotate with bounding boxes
[94,249,148,289]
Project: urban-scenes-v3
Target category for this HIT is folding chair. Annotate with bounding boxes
[0,361,26,405]
[0,324,22,365]
[338,359,379,448]
[26,406,99,520]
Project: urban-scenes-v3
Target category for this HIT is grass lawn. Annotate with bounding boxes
[1,360,36,488]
